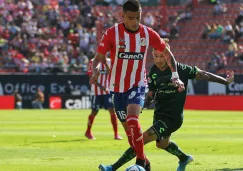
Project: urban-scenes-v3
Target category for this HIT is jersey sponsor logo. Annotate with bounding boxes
[118,52,144,60]
[140,38,147,46]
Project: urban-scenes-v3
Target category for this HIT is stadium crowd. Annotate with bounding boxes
[202,2,243,72]
[0,0,242,74]
[0,0,97,74]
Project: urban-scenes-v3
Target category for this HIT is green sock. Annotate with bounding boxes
[112,147,136,171]
[164,141,188,162]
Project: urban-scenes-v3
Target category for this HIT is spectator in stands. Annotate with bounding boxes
[209,0,218,5]
[201,22,211,39]
[235,7,243,26]
[225,21,233,33]
[239,46,243,64]
[0,35,8,51]
[143,13,155,27]
[217,53,227,70]
[170,23,179,39]
[13,90,22,109]
[223,22,235,43]
[32,88,44,109]
[158,27,170,39]
[208,52,220,73]
[65,80,74,95]
[208,23,218,39]
[226,39,238,57]
[79,29,90,54]
[213,2,227,16]
[79,52,89,73]
[233,23,242,42]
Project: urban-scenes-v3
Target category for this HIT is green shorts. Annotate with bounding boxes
[151,115,183,142]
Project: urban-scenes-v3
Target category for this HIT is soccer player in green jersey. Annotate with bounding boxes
[99,40,234,171]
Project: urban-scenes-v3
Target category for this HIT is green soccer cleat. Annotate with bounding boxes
[176,155,193,171]
[98,164,113,171]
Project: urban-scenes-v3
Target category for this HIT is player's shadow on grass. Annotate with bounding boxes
[33,139,86,143]
[215,168,243,171]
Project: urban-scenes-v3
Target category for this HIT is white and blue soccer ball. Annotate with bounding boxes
[125,164,145,171]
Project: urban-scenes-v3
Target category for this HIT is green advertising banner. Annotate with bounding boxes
[95,0,159,6]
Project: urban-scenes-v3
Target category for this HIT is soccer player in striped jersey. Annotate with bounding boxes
[91,0,185,169]
[85,58,122,140]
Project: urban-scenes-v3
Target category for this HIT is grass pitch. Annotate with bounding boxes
[0,109,243,171]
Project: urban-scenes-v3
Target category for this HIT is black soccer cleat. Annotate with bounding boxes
[145,163,151,171]
[136,158,146,168]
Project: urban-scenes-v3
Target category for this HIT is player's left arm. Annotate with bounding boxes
[196,69,234,85]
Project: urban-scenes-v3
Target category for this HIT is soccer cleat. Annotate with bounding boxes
[177,155,193,171]
[136,158,146,168]
[98,164,112,171]
[85,132,96,140]
[145,158,151,171]
[114,135,123,140]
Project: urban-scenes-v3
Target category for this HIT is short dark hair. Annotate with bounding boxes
[123,0,141,12]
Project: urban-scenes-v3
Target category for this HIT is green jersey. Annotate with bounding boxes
[148,63,198,121]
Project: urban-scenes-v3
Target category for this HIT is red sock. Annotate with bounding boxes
[125,129,135,150]
[86,114,95,133]
[110,113,118,136]
[127,115,145,160]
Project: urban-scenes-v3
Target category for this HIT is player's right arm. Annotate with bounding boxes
[90,29,112,84]
[148,29,185,92]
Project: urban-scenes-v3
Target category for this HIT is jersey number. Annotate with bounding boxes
[117,111,127,120]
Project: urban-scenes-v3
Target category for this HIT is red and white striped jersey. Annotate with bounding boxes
[97,22,166,93]
[87,58,111,95]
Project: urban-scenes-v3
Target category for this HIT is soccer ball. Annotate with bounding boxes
[125,164,145,171]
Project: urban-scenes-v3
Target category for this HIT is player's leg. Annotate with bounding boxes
[99,93,131,171]
[104,94,122,140]
[158,139,193,171]
[108,107,122,140]
[99,125,157,171]
[126,87,146,167]
[85,95,100,140]
[154,119,193,171]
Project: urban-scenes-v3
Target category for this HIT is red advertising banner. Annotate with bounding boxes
[185,95,243,111]
[0,96,15,109]
[49,96,62,109]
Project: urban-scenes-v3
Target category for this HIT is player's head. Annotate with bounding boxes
[152,39,170,70]
[122,0,142,31]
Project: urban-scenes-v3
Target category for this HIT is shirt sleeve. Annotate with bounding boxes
[97,28,112,55]
[147,66,157,92]
[178,63,199,79]
[148,27,166,52]
[87,60,93,76]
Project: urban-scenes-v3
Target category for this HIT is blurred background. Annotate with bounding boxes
[0,0,242,110]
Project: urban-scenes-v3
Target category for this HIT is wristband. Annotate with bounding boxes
[171,72,179,79]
